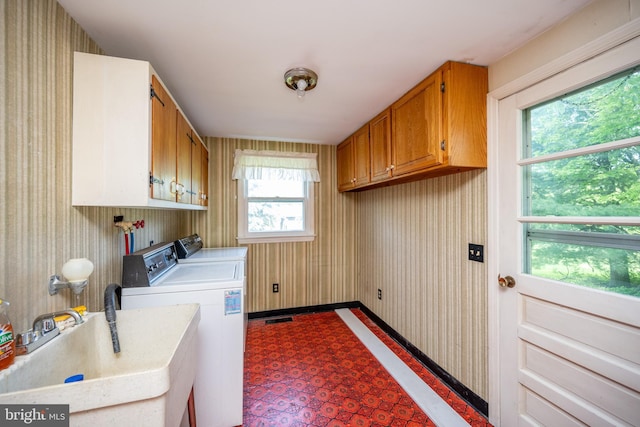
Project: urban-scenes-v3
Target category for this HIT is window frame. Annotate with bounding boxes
[236,178,315,244]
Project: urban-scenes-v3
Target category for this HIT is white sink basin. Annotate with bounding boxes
[0,303,200,427]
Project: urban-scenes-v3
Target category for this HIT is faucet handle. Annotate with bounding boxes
[34,316,56,333]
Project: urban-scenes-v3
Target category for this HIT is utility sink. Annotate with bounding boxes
[0,303,200,427]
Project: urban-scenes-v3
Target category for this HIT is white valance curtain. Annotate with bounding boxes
[231,149,320,182]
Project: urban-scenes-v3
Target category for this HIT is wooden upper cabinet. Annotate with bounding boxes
[190,132,202,205]
[199,141,209,207]
[352,125,370,186]
[151,75,177,202]
[177,109,209,206]
[176,109,193,204]
[442,62,488,169]
[337,137,356,192]
[337,124,370,191]
[335,60,487,192]
[391,70,443,176]
[369,108,392,183]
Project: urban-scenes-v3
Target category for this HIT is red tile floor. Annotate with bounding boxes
[243,309,492,427]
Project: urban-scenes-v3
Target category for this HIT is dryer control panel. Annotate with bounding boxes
[122,242,178,287]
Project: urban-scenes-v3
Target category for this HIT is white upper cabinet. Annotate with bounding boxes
[71,52,208,210]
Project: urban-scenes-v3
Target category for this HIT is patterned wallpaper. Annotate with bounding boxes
[1,0,488,401]
[1,1,193,332]
[356,170,488,399]
[193,138,358,313]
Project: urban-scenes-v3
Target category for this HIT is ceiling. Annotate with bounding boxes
[57,0,591,145]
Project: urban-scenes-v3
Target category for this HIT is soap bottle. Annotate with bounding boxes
[0,298,15,370]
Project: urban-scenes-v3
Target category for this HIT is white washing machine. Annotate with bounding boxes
[175,235,249,347]
[121,242,245,427]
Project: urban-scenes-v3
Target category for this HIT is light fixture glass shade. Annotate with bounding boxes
[296,79,308,98]
[284,67,318,99]
[61,258,94,283]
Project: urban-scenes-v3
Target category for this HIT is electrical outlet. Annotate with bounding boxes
[468,243,484,263]
[377,288,382,300]
[272,283,279,293]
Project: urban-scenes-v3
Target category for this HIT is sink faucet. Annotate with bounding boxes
[33,309,83,331]
[104,284,122,353]
[17,309,83,355]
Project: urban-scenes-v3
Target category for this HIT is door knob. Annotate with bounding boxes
[498,274,516,288]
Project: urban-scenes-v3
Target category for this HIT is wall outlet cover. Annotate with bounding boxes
[468,244,484,263]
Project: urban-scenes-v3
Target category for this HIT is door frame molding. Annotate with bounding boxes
[486,18,640,426]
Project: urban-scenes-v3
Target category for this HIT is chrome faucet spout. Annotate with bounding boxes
[33,309,83,331]
[104,284,122,354]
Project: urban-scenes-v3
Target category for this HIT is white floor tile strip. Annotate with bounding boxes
[336,308,470,427]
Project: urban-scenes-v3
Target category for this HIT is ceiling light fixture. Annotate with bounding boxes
[284,67,318,99]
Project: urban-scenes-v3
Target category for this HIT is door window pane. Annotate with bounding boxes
[526,68,640,157]
[526,146,640,217]
[523,66,640,297]
[526,224,640,296]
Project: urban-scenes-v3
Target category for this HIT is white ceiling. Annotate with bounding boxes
[58,0,591,145]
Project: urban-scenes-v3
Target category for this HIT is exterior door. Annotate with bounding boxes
[492,37,640,426]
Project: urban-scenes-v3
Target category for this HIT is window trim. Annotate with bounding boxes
[236,178,315,244]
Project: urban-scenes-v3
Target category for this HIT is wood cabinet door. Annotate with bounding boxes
[353,125,370,186]
[176,110,193,204]
[337,138,355,192]
[151,75,177,201]
[200,143,209,206]
[391,70,443,176]
[369,108,391,183]
[191,132,203,205]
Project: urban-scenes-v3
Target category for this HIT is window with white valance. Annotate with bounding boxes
[232,149,320,182]
[233,150,319,244]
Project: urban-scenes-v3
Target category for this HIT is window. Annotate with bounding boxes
[233,150,319,243]
[522,67,640,297]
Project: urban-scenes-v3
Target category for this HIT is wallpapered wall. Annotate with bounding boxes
[2,0,488,401]
[1,1,193,332]
[356,170,488,399]
[192,138,358,313]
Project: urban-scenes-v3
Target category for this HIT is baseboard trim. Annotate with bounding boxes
[248,301,489,417]
[248,301,360,319]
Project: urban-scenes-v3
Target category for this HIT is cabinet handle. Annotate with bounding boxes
[170,180,179,195]
[390,164,395,170]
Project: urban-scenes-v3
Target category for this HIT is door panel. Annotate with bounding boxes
[150,75,176,201]
[391,70,442,175]
[496,37,640,426]
[176,110,192,204]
